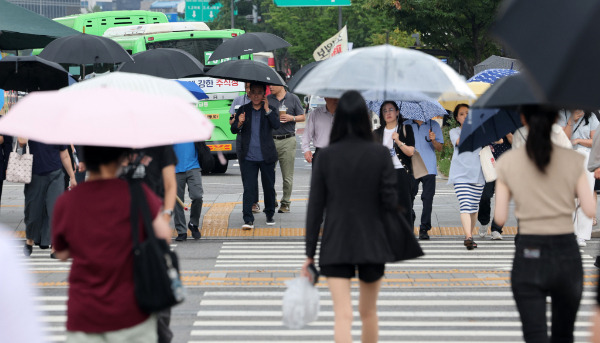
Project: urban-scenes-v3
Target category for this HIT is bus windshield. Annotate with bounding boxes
[146,38,234,67]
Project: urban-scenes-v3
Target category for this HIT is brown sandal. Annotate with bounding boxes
[464,237,477,250]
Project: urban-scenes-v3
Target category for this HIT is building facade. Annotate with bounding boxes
[8,0,80,19]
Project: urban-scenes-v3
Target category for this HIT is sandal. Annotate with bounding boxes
[464,237,477,250]
[594,217,598,226]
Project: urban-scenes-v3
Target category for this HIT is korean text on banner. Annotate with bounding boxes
[313,26,348,61]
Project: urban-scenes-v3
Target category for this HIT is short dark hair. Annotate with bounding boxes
[329,91,373,144]
[453,103,470,124]
[81,146,130,172]
[249,82,267,93]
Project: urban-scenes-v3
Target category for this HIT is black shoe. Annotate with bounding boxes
[188,223,201,240]
[175,233,187,242]
[39,244,50,250]
[595,256,600,269]
[23,243,32,257]
[266,216,275,226]
[418,229,430,240]
[50,252,57,259]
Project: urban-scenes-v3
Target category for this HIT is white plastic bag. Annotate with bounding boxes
[282,277,320,329]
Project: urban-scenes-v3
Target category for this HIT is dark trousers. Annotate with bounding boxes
[511,234,582,343]
[174,168,203,234]
[24,169,64,246]
[240,159,276,223]
[477,181,503,233]
[411,174,435,231]
[312,147,321,167]
[396,168,413,226]
[157,308,173,343]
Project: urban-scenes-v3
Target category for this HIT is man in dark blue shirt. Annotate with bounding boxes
[231,83,280,229]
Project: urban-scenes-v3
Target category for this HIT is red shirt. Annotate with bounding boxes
[52,179,162,333]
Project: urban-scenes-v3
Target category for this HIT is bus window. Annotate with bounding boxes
[146,38,225,67]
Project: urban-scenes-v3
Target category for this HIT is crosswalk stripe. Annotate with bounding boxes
[202,291,598,297]
[190,329,591,337]
[192,320,592,327]
[194,310,595,317]
[199,299,597,306]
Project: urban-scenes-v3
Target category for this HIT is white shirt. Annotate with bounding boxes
[383,126,403,169]
[512,124,572,149]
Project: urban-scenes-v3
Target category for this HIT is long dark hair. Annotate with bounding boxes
[329,91,373,144]
[521,105,558,173]
[453,103,470,127]
[379,101,402,125]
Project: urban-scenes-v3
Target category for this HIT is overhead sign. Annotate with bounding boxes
[274,0,350,6]
[185,0,222,22]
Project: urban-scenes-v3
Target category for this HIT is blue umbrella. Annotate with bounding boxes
[176,80,208,100]
[458,108,522,153]
[366,99,447,122]
[467,68,519,84]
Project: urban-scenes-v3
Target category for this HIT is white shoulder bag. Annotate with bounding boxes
[6,143,33,184]
[479,145,496,182]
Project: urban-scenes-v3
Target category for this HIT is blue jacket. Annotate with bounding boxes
[231,102,280,164]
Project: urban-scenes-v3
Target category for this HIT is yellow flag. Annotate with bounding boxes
[313,26,348,61]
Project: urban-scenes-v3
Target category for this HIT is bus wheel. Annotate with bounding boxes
[212,157,228,174]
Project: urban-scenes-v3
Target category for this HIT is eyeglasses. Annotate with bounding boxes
[382,108,397,113]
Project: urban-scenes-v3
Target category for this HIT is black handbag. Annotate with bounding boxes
[195,141,215,173]
[129,179,185,313]
[383,207,425,262]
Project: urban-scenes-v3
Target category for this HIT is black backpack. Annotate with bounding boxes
[195,141,215,173]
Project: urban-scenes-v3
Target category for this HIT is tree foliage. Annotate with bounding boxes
[370,0,502,77]
[207,0,415,71]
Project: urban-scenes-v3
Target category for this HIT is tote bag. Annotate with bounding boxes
[6,143,33,184]
[479,145,497,182]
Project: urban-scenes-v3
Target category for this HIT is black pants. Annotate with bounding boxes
[411,174,435,231]
[312,147,321,167]
[396,168,413,226]
[511,234,582,343]
[477,181,503,233]
[240,159,276,223]
[157,308,173,343]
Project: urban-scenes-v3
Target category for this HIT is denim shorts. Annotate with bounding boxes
[320,264,385,283]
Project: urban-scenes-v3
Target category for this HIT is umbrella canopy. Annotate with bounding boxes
[287,61,320,91]
[207,32,291,62]
[0,55,75,92]
[175,80,208,100]
[0,88,213,148]
[60,72,199,104]
[472,73,546,109]
[467,68,519,84]
[366,99,447,122]
[293,45,475,101]
[39,33,133,64]
[0,0,79,50]
[492,0,600,109]
[439,82,491,111]
[118,48,204,79]
[206,60,285,86]
[458,108,521,152]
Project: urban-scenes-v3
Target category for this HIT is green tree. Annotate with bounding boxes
[370,0,502,77]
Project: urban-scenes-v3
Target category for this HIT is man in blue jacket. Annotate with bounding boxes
[231,83,280,229]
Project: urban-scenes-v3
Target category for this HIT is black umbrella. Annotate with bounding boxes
[472,73,545,109]
[287,61,320,92]
[492,0,600,109]
[0,56,75,92]
[118,48,204,78]
[0,0,79,50]
[207,32,290,62]
[39,33,133,65]
[458,108,521,152]
[206,60,285,86]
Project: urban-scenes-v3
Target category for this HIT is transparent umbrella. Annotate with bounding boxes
[293,45,475,102]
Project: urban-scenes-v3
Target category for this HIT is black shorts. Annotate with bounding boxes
[595,179,600,192]
[320,264,385,283]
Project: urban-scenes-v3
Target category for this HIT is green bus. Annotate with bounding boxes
[104,22,249,173]
[53,11,169,36]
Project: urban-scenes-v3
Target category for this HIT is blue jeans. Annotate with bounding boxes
[240,159,275,223]
[511,233,582,343]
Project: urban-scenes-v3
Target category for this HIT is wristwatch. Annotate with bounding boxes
[162,209,173,216]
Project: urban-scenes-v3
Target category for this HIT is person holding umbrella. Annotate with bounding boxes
[558,109,598,247]
[448,104,485,250]
[494,105,595,343]
[373,101,415,226]
[231,82,280,229]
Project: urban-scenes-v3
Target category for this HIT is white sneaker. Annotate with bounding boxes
[478,225,488,238]
[577,238,587,247]
[491,231,503,240]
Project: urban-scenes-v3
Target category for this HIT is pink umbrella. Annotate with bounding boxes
[0,88,214,148]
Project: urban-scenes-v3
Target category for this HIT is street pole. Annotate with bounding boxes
[231,0,234,29]
[338,6,342,30]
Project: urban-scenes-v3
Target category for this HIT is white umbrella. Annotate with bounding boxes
[60,71,199,104]
[294,45,475,102]
[0,88,213,148]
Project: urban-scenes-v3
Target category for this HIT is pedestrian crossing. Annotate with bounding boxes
[190,288,596,342]
[215,239,597,269]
